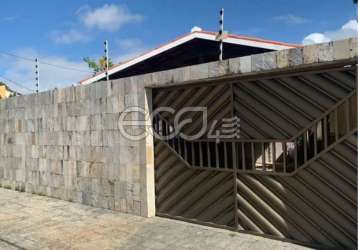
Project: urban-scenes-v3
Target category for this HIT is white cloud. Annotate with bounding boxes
[50,29,89,44]
[273,14,309,24]
[1,16,18,22]
[114,50,146,63]
[79,4,143,32]
[0,48,91,93]
[303,19,358,45]
[113,38,147,63]
[117,38,143,50]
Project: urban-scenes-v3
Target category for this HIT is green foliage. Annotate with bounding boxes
[83,56,114,75]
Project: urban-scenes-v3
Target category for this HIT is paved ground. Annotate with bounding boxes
[0,188,313,250]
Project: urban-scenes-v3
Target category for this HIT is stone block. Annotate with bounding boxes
[81,191,93,206]
[49,174,64,188]
[167,67,185,83]
[318,42,334,62]
[252,52,277,71]
[239,56,252,73]
[136,73,153,87]
[190,63,209,80]
[124,94,138,107]
[157,70,175,85]
[228,57,240,74]
[333,39,350,60]
[350,37,358,58]
[115,198,127,212]
[76,116,90,131]
[208,60,229,78]
[102,130,121,147]
[133,200,141,216]
[88,163,104,178]
[102,113,118,130]
[288,48,303,66]
[77,177,92,193]
[303,44,319,64]
[101,179,115,196]
[90,131,103,146]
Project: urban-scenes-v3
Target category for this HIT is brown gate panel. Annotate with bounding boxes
[155,140,235,228]
[236,133,357,249]
[153,63,357,249]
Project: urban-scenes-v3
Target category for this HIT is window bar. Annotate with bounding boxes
[168,121,171,137]
[171,136,174,149]
[294,139,298,170]
[160,121,165,136]
[170,131,175,147]
[178,136,182,156]
[158,119,162,136]
[191,142,195,166]
[241,143,246,170]
[173,135,177,151]
[323,117,328,149]
[224,142,228,169]
[153,116,157,133]
[261,143,265,171]
[199,142,203,167]
[215,143,220,168]
[167,123,171,138]
[283,143,287,173]
[164,123,168,144]
[232,142,237,170]
[345,99,350,133]
[207,142,211,168]
[251,142,255,170]
[165,121,168,137]
[313,125,317,156]
[334,109,338,141]
[156,116,159,131]
[184,141,188,161]
[168,133,172,147]
[164,124,170,145]
[303,132,307,162]
[272,142,276,172]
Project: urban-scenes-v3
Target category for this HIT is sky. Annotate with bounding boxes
[0,0,357,93]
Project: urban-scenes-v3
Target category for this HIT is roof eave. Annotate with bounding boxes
[80,31,299,85]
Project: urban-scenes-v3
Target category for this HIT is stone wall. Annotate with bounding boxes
[0,79,155,217]
[0,38,355,217]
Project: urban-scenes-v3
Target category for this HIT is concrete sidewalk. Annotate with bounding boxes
[0,188,312,250]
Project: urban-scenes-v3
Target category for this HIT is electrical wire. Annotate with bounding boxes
[0,51,92,73]
[0,75,35,92]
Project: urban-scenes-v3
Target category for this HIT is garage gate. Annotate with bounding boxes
[152,61,357,249]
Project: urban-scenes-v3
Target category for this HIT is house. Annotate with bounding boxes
[0,82,18,99]
[80,30,300,85]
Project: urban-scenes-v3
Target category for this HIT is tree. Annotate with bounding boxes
[83,56,114,75]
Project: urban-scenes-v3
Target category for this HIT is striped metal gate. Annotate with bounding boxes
[153,62,357,249]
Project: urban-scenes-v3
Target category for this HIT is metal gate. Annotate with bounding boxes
[153,62,357,249]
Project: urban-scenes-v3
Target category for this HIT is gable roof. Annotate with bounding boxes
[80,30,301,85]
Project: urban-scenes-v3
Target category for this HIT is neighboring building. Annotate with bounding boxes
[0,82,18,99]
[80,30,300,85]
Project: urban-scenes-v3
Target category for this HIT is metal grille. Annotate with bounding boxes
[154,91,357,175]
